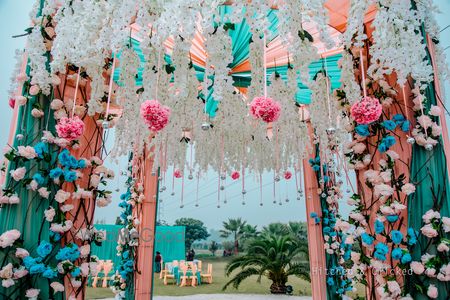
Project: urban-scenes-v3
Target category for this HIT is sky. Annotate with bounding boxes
[0,1,449,230]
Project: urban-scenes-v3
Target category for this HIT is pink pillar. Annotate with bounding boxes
[133,146,158,300]
[302,157,328,300]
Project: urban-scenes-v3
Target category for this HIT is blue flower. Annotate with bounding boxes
[327,277,334,286]
[378,142,388,153]
[29,263,46,274]
[23,256,38,269]
[392,114,405,123]
[386,215,399,222]
[56,245,80,262]
[312,165,320,172]
[374,243,389,261]
[401,120,411,132]
[32,173,45,185]
[407,228,418,245]
[123,250,130,259]
[77,159,87,169]
[382,120,397,131]
[355,125,370,137]
[310,212,318,218]
[49,167,63,179]
[323,176,330,183]
[384,136,396,147]
[58,149,72,167]
[63,170,77,182]
[374,220,385,234]
[42,268,57,279]
[392,248,403,260]
[36,240,53,258]
[391,230,403,245]
[71,267,81,277]
[34,142,48,158]
[401,253,412,264]
[361,233,374,246]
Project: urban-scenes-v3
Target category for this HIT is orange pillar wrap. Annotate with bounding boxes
[53,72,103,299]
[134,146,159,300]
[302,157,328,300]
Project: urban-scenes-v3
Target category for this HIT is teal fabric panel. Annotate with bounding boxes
[91,225,186,269]
[406,22,450,300]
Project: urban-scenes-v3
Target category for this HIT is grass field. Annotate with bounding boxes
[86,256,312,299]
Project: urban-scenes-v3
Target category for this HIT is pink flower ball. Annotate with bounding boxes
[231,171,240,180]
[284,171,292,180]
[56,116,85,141]
[140,100,171,132]
[249,96,281,123]
[350,96,382,125]
[8,98,15,109]
[174,170,182,178]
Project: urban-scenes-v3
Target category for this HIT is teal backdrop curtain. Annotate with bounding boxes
[92,225,186,270]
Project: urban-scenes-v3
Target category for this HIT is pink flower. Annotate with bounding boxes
[427,284,438,299]
[15,248,29,258]
[401,183,416,195]
[15,96,27,106]
[350,96,382,124]
[50,99,64,110]
[50,281,64,293]
[10,167,26,181]
[410,261,425,275]
[443,217,450,232]
[249,96,281,123]
[421,224,438,238]
[8,195,20,204]
[25,288,40,299]
[417,115,433,129]
[352,142,366,154]
[38,187,50,199]
[0,263,13,279]
[429,105,442,116]
[231,171,240,180]
[31,108,44,118]
[2,279,14,288]
[284,171,292,180]
[387,280,401,297]
[140,99,171,132]
[374,184,394,198]
[17,146,37,159]
[13,268,28,279]
[79,245,90,257]
[29,85,40,96]
[423,209,440,224]
[0,230,21,248]
[174,170,182,178]
[55,190,70,203]
[80,262,90,276]
[44,207,56,222]
[56,116,85,141]
[437,242,449,252]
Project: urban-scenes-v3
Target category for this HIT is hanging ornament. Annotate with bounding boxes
[174,170,182,178]
[140,99,171,132]
[284,171,292,180]
[407,136,416,145]
[16,134,24,141]
[249,96,281,123]
[56,116,85,141]
[350,96,382,125]
[188,173,194,180]
[231,171,240,180]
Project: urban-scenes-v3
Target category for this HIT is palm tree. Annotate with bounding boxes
[223,235,310,294]
[220,218,247,255]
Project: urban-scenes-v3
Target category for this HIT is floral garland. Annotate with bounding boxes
[111,159,143,298]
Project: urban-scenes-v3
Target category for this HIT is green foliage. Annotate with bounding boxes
[223,235,310,294]
[209,241,219,256]
[220,218,257,254]
[174,218,209,250]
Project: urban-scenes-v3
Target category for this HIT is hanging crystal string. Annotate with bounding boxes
[323,56,333,130]
[359,48,367,98]
[71,67,82,118]
[259,173,263,206]
[217,174,221,208]
[402,86,415,144]
[263,34,267,98]
[273,172,277,204]
[103,54,116,128]
[180,173,185,208]
[195,173,200,207]
[171,166,175,196]
[241,142,246,204]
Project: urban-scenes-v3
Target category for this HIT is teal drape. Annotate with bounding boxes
[91,225,186,269]
[407,23,450,299]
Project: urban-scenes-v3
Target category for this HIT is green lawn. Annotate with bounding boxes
[86,257,312,299]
